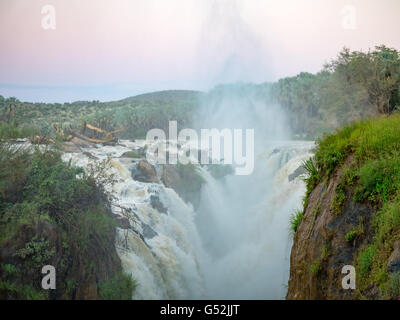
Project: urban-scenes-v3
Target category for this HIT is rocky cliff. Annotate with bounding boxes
[287,115,400,300]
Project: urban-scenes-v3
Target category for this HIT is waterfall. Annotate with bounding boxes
[196,140,314,299]
[62,139,314,300]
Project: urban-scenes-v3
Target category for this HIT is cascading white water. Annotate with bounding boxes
[63,141,206,299]
[195,141,314,299]
[61,137,313,300]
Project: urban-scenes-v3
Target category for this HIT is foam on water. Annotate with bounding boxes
[61,139,314,299]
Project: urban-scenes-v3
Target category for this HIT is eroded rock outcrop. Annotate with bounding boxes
[133,160,158,183]
[287,156,375,299]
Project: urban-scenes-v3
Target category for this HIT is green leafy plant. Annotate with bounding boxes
[290,209,304,235]
[98,272,137,300]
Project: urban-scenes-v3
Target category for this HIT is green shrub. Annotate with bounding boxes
[331,184,346,215]
[0,143,125,299]
[1,264,18,275]
[310,259,322,274]
[345,231,357,242]
[301,158,321,210]
[357,245,377,279]
[98,272,137,300]
[0,123,39,140]
[14,236,54,268]
[382,272,400,298]
[290,209,304,235]
[354,158,400,203]
[374,198,400,244]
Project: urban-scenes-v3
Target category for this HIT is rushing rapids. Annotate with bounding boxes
[61,139,314,299]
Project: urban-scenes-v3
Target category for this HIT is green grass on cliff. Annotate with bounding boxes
[301,114,400,298]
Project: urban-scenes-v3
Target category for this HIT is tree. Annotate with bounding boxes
[327,46,400,114]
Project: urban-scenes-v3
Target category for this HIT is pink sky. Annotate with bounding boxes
[1,0,400,102]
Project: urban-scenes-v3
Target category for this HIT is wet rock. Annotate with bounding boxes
[120,150,142,159]
[83,151,99,160]
[161,164,181,191]
[61,141,81,153]
[388,241,400,273]
[161,164,202,209]
[133,160,158,183]
[112,214,130,229]
[150,195,168,214]
[141,222,158,239]
[289,165,307,182]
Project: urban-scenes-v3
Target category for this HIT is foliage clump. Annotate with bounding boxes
[0,143,135,299]
[99,272,137,300]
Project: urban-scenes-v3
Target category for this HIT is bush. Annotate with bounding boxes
[331,183,346,215]
[354,158,400,203]
[345,231,357,242]
[290,209,304,235]
[0,143,128,299]
[0,123,39,140]
[357,245,377,279]
[98,272,137,300]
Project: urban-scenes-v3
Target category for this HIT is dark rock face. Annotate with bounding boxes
[160,164,203,209]
[113,214,131,229]
[388,241,400,273]
[133,160,158,183]
[150,195,168,214]
[141,222,158,239]
[287,156,375,300]
[161,164,181,191]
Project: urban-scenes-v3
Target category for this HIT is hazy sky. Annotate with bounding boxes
[1,0,400,102]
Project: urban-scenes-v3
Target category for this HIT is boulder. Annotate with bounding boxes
[150,194,168,214]
[133,160,158,183]
[120,150,142,159]
[141,222,158,239]
[83,151,99,160]
[161,164,181,191]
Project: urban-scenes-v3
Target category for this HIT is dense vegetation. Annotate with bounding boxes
[299,115,400,298]
[271,46,400,138]
[0,91,203,141]
[0,143,136,299]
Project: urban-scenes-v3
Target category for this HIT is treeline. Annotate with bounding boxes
[0,91,203,141]
[270,45,400,138]
[1,46,399,140]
